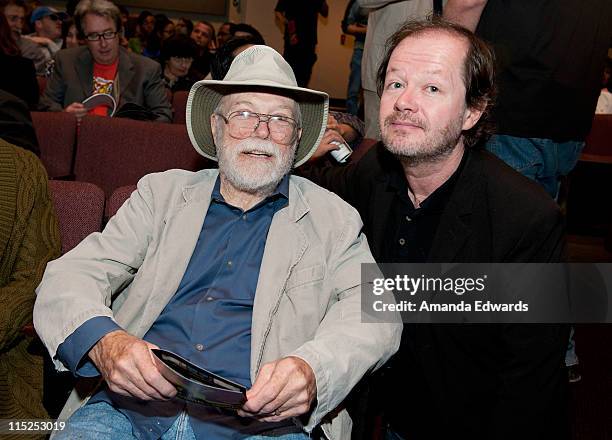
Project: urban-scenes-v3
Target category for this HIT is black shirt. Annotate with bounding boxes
[275,0,326,49]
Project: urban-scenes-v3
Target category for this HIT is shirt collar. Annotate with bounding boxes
[386,149,468,213]
[211,174,290,205]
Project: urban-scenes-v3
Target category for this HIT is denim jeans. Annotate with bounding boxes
[485,135,584,198]
[54,401,310,440]
[346,47,363,116]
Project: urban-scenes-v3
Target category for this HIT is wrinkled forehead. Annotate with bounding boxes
[222,91,297,113]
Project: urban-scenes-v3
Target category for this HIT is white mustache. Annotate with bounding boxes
[235,138,279,157]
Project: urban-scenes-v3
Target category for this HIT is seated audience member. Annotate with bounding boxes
[0,138,61,432]
[175,17,193,37]
[2,0,48,75]
[303,19,570,440]
[596,57,612,114]
[0,13,38,108]
[209,36,262,80]
[40,0,171,122]
[34,45,401,440]
[127,10,154,54]
[160,34,197,92]
[0,90,40,155]
[61,17,81,49]
[231,23,265,44]
[190,20,215,79]
[216,21,232,47]
[143,16,174,59]
[26,6,66,63]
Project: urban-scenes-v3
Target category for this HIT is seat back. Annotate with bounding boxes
[172,91,189,124]
[31,112,77,179]
[74,115,211,197]
[105,184,137,220]
[582,114,612,163]
[48,180,105,254]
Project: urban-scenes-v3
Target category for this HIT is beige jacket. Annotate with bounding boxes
[34,169,401,439]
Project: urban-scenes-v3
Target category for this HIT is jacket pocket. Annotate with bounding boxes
[285,264,325,293]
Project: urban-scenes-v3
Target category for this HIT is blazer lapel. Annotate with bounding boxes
[136,174,216,333]
[369,178,395,261]
[76,49,93,98]
[429,151,481,262]
[250,180,309,378]
[117,49,134,105]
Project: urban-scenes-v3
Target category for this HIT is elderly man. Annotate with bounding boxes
[2,0,48,75]
[34,45,400,440]
[39,0,171,122]
[305,19,568,440]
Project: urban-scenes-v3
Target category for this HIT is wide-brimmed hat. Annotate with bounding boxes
[186,45,329,167]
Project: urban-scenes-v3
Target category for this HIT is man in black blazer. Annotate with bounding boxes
[39,0,171,122]
[303,18,569,440]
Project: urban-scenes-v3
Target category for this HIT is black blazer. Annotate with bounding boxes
[301,144,569,440]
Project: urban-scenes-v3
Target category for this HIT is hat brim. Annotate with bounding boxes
[186,80,329,168]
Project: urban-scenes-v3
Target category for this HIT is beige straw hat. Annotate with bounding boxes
[186,45,329,167]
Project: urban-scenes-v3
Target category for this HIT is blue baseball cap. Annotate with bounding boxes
[30,7,68,24]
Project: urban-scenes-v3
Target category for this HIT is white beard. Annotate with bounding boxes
[217,137,296,194]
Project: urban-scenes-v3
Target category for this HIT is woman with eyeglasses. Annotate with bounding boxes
[160,34,197,93]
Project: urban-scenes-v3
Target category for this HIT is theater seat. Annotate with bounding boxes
[48,180,105,254]
[45,179,105,418]
[105,184,137,220]
[74,115,212,197]
[172,91,189,124]
[31,112,77,179]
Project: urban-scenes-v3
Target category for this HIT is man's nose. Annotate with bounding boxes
[253,119,271,139]
[99,37,108,48]
[394,87,419,114]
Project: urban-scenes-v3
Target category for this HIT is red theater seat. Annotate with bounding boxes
[31,111,77,179]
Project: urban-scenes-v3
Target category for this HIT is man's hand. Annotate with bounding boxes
[88,330,177,401]
[238,356,316,422]
[308,129,343,162]
[64,102,88,120]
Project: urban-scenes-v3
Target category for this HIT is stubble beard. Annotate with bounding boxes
[217,137,296,195]
[381,111,464,166]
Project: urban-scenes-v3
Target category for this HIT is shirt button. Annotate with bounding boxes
[405,215,412,222]
[206,296,214,302]
[242,214,247,220]
[227,260,233,267]
[399,238,406,246]
[195,343,204,351]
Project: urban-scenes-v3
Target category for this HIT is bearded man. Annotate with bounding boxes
[33,45,400,440]
[304,19,569,440]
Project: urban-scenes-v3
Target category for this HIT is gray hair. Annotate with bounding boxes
[74,0,121,38]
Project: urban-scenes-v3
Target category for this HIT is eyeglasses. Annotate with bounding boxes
[85,31,118,41]
[215,111,299,145]
[45,14,61,21]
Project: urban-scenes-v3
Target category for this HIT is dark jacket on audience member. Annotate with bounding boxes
[302,144,569,440]
[39,46,172,122]
[0,140,61,437]
[0,90,40,156]
[0,54,39,109]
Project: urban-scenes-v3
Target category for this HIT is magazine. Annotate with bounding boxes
[82,93,117,116]
[152,349,247,410]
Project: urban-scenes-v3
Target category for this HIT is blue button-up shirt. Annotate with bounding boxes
[57,175,293,439]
